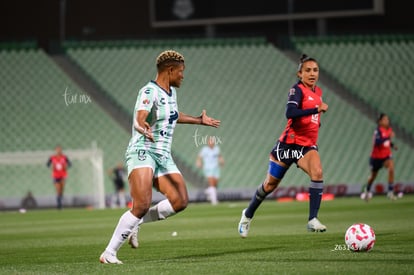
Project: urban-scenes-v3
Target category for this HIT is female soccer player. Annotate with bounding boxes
[238,54,329,237]
[100,50,220,264]
[196,136,224,205]
[47,145,71,210]
[362,113,398,201]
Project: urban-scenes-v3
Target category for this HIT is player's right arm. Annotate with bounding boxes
[196,154,202,168]
[134,110,154,142]
[133,86,155,142]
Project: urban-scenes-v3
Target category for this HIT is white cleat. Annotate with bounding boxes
[360,191,373,202]
[128,226,140,249]
[99,250,123,264]
[238,209,251,238]
[307,217,327,232]
[387,191,397,200]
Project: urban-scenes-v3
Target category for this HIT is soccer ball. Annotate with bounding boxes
[344,223,376,252]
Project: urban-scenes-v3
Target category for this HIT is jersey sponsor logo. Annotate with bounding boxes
[160,130,173,137]
[168,111,179,124]
[308,95,314,101]
[160,97,166,105]
[144,89,151,94]
[289,88,295,96]
[142,98,150,105]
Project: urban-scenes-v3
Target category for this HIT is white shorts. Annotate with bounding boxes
[203,167,220,178]
[125,149,181,178]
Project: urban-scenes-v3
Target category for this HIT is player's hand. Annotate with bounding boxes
[318,102,328,113]
[142,122,155,142]
[200,109,221,128]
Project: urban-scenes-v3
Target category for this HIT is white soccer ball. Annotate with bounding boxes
[344,223,376,252]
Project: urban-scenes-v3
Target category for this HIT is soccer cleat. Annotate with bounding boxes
[387,191,397,200]
[361,191,373,202]
[128,226,140,249]
[99,250,123,264]
[307,217,327,232]
[238,209,251,238]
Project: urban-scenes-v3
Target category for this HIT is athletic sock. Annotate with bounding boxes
[245,183,271,219]
[57,195,63,209]
[140,199,176,224]
[118,192,126,208]
[388,182,394,192]
[210,186,218,205]
[105,210,140,254]
[309,181,324,221]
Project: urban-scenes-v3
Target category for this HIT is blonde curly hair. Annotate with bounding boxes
[156,50,185,71]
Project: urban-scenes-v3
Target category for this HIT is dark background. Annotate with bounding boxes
[0,0,411,50]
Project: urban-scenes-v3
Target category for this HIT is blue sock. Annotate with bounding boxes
[388,183,394,192]
[245,183,270,218]
[57,195,63,209]
[309,181,323,221]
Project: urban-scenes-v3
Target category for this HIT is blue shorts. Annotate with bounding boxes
[53,177,65,183]
[369,157,391,172]
[270,141,318,167]
[125,149,181,178]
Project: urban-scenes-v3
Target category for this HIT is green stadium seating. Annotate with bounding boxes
[292,35,414,137]
[0,48,130,201]
[64,37,414,190]
[2,37,412,208]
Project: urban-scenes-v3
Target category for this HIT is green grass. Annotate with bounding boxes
[1,195,413,274]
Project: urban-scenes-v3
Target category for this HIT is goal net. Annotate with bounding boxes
[0,146,105,210]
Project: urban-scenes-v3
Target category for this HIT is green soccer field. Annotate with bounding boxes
[1,195,413,274]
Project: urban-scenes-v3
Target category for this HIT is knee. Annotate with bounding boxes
[131,202,151,218]
[177,198,188,212]
[172,197,188,213]
[264,178,280,193]
[311,167,323,181]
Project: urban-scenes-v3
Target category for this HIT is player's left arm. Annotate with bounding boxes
[66,156,72,168]
[219,154,225,167]
[390,128,398,150]
[178,109,220,128]
[46,157,52,168]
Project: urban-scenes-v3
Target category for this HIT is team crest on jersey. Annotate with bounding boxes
[289,88,296,96]
[138,150,146,161]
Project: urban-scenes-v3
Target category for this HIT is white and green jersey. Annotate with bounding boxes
[126,81,179,158]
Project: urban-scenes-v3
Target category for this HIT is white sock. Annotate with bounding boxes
[140,199,176,224]
[118,192,126,208]
[210,186,218,205]
[105,210,140,254]
[111,194,117,208]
